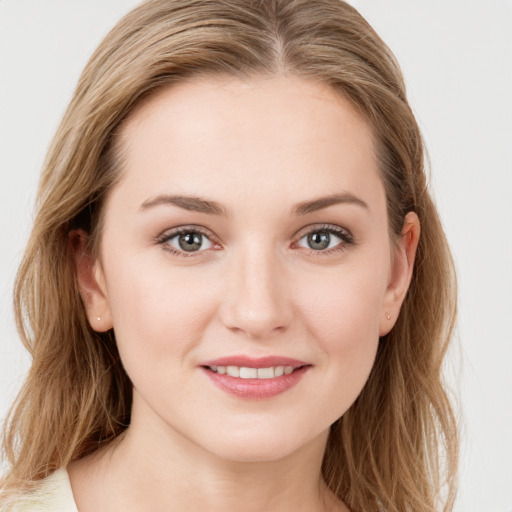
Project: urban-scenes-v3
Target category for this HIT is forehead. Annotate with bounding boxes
[112,74,383,216]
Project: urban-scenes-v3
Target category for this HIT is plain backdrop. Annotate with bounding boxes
[1,1,511,510]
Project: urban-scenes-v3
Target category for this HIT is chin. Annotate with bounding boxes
[196,421,327,464]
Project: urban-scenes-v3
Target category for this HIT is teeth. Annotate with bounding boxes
[240,367,258,379]
[226,366,240,377]
[257,367,274,379]
[209,365,298,379]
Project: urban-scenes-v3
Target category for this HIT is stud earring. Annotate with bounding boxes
[97,317,101,321]
[385,313,391,320]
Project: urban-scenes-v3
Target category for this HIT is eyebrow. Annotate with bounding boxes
[140,195,228,216]
[292,192,368,215]
[139,191,368,216]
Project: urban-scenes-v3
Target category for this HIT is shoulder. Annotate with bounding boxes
[0,469,78,512]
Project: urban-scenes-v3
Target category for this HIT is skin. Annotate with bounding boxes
[69,75,420,512]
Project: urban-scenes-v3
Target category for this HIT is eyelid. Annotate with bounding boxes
[294,223,353,243]
[156,225,219,256]
[292,223,354,256]
[156,223,354,258]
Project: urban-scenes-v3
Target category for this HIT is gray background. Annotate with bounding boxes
[1,1,511,510]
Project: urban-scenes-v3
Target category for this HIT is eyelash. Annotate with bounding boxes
[294,224,354,256]
[156,224,354,258]
[156,226,217,258]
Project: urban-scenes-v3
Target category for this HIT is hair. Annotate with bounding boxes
[1,1,458,510]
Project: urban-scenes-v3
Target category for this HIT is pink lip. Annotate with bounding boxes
[199,356,311,400]
[201,355,308,368]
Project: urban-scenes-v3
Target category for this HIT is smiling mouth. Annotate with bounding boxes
[199,356,311,399]
[200,360,311,399]
[205,365,304,379]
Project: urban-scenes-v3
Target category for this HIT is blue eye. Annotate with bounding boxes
[159,228,213,255]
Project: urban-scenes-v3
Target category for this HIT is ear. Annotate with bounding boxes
[69,229,113,332]
[379,211,421,336]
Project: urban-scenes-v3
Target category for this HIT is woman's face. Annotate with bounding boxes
[81,75,414,462]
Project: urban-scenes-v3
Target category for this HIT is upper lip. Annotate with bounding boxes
[200,356,309,369]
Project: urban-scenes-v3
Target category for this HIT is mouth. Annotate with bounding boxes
[204,364,304,379]
[199,356,311,399]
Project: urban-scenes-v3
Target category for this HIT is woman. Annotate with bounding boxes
[0,0,458,511]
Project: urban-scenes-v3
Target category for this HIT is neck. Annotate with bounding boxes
[68,395,347,512]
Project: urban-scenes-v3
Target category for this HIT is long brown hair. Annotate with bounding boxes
[1,1,458,510]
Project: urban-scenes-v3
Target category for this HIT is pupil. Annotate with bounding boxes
[179,232,202,251]
[308,232,330,250]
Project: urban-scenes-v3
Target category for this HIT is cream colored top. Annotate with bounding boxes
[3,469,78,512]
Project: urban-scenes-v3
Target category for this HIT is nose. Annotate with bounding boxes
[219,243,294,340]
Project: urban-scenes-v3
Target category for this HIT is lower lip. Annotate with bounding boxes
[201,366,310,400]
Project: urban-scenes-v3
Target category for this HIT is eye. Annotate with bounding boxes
[157,227,214,256]
[296,225,353,254]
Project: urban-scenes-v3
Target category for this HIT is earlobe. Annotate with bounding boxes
[69,229,113,332]
[379,211,421,336]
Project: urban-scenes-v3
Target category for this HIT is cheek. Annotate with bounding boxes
[102,252,221,373]
[299,264,386,347]
[295,261,387,412]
